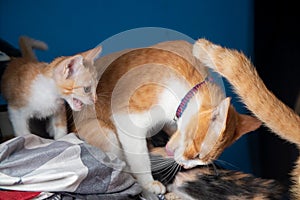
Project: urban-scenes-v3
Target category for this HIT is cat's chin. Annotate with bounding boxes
[180,159,208,169]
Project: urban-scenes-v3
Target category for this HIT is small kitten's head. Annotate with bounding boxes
[51,46,102,111]
[166,97,261,169]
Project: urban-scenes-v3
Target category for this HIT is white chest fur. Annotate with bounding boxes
[112,78,201,137]
[158,78,201,126]
[28,75,62,118]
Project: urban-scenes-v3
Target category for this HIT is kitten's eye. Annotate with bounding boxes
[84,86,91,93]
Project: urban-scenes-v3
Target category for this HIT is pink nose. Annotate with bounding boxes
[165,143,174,156]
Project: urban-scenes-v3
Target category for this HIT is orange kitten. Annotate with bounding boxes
[73,40,261,196]
[1,36,101,139]
[193,38,300,199]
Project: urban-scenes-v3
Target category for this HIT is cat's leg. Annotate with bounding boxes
[7,107,31,136]
[47,104,67,139]
[117,128,166,195]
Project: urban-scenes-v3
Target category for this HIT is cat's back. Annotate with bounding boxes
[1,58,46,107]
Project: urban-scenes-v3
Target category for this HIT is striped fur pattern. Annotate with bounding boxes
[150,132,285,200]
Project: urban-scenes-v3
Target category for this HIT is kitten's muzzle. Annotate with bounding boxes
[72,98,84,111]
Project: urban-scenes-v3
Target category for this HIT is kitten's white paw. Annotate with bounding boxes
[193,39,218,70]
[48,126,67,140]
[54,130,67,140]
[145,180,166,195]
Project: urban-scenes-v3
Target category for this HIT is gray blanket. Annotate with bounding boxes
[0,133,142,199]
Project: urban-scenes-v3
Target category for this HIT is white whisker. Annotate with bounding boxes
[160,162,181,184]
[214,159,239,170]
[152,158,177,170]
[151,157,176,170]
[152,161,175,171]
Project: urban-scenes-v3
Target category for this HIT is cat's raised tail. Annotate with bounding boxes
[19,36,48,61]
[193,38,300,144]
[192,38,300,199]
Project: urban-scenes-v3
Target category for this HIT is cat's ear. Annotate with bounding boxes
[210,97,231,135]
[81,45,102,64]
[235,113,262,140]
[56,55,83,79]
[198,97,231,158]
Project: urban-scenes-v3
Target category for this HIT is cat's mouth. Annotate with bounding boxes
[165,144,207,169]
[72,98,83,110]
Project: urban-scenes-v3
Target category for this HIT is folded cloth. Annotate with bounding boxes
[0,133,142,199]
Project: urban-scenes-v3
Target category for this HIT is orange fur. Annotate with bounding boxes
[1,36,101,139]
[2,60,44,108]
[129,84,164,112]
[18,36,48,62]
[91,46,206,130]
[182,111,209,159]
[74,40,261,196]
[193,38,300,199]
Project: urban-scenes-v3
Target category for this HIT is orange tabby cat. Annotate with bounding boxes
[193,38,300,199]
[1,36,101,139]
[73,40,261,196]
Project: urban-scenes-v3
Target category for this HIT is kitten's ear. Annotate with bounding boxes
[57,55,83,79]
[235,113,262,140]
[81,45,102,64]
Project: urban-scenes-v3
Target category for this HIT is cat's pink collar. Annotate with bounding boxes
[174,76,213,122]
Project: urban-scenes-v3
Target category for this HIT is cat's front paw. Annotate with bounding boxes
[145,180,166,194]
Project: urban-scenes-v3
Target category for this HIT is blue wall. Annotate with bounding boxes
[0,0,255,173]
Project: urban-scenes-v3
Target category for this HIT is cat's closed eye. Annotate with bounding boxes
[84,86,91,93]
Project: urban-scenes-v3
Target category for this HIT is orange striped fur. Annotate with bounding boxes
[73,40,261,196]
[193,38,300,199]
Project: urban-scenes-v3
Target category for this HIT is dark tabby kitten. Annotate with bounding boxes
[149,131,286,200]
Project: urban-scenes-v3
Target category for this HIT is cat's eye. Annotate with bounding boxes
[84,86,91,93]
